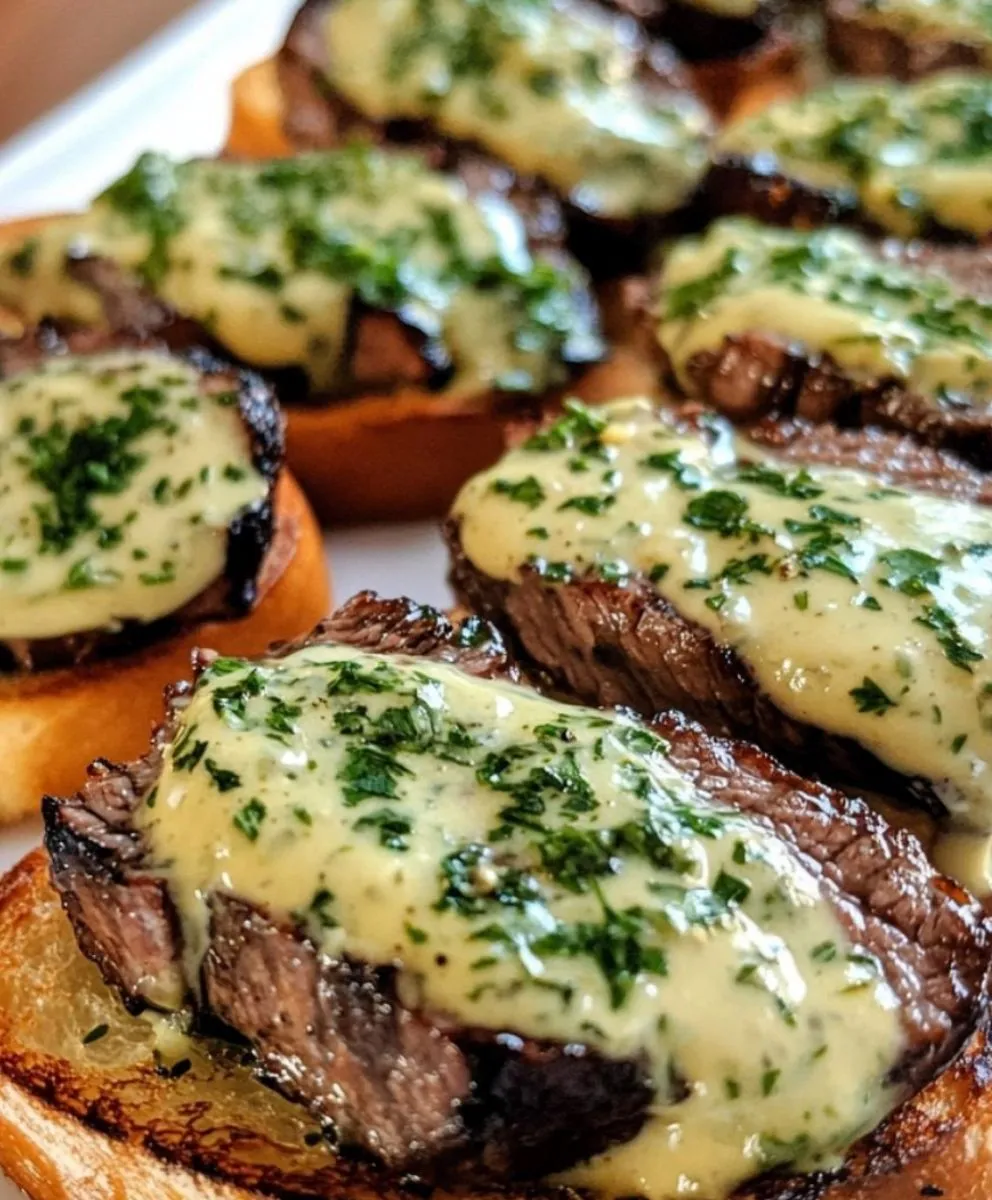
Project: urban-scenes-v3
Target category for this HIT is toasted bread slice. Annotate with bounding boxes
[0,851,288,1199]
[0,851,521,1200]
[0,473,329,824]
[5,802,992,1197]
[225,60,295,160]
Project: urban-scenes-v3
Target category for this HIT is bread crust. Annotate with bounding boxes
[4,807,992,1196]
[689,24,802,119]
[0,473,329,824]
[0,1074,252,1200]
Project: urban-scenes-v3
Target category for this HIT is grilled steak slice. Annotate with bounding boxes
[43,591,992,1197]
[280,0,581,247]
[825,0,987,80]
[278,0,706,276]
[43,594,652,1175]
[660,234,992,467]
[447,409,992,817]
[687,332,992,470]
[704,155,971,244]
[704,73,992,245]
[0,323,282,673]
[13,168,599,409]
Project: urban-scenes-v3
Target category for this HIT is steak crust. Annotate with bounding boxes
[704,155,974,245]
[43,591,992,1197]
[0,321,283,674]
[663,244,992,466]
[447,409,992,816]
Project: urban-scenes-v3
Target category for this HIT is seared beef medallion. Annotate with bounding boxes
[279,0,714,274]
[0,148,602,405]
[654,220,992,466]
[449,399,992,866]
[708,73,992,243]
[44,592,991,1199]
[825,0,991,80]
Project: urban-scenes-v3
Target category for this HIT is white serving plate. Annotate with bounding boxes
[0,3,452,1191]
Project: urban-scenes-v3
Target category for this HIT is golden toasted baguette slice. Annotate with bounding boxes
[0,851,517,1200]
[0,852,259,1199]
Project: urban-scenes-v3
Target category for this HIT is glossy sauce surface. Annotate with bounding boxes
[657,218,992,402]
[454,398,992,835]
[718,73,992,238]
[321,0,714,219]
[0,349,266,641]
[685,0,761,14]
[0,149,600,393]
[138,641,904,1199]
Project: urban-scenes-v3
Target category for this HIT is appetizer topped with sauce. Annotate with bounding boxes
[654,219,992,464]
[0,146,605,522]
[449,397,992,893]
[0,335,275,669]
[0,147,601,401]
[710,72,992,241]
[42,592,989,1199]
[0,324,328,824]
[279,0,714,269]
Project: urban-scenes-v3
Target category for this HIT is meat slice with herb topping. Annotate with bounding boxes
[449,397,992,860]
[279,0,714,274]
[0,323,281,672]
[43,591,992,1199]
[654,219,992,467]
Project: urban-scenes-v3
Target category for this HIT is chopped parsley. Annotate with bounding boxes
[233,798,266,840]
[849,677,897,715]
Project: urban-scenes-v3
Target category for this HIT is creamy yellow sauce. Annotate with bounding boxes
[849,0,992,57]
[453,397,992,844]
[0,349,266,641]
[683,0,760,16]
[0,148,600,394]
[321,0,713,220]
[137,642,904,1200]
[718,72,992,238]
[658,218,992,404]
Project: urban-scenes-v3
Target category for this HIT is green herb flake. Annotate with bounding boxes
[491,475,546,509]
[849,677,897,715]
[233,797,267,840]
